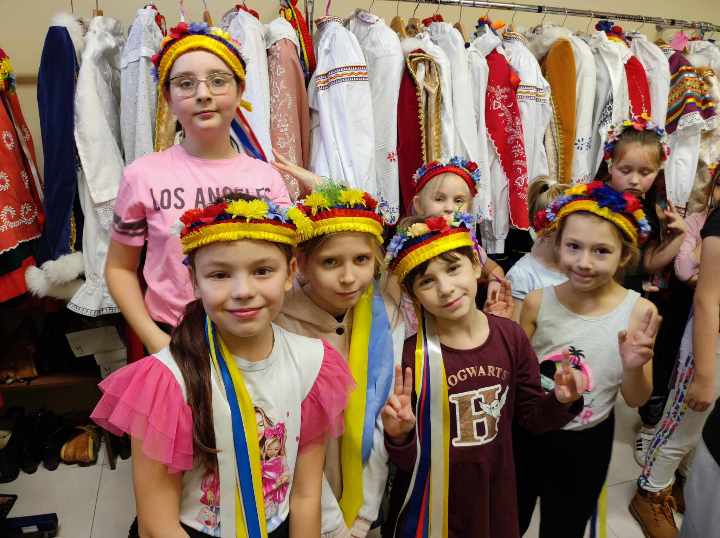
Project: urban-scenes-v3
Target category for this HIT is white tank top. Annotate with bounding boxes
[531,286,640,431]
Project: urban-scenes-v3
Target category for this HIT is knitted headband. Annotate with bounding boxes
[413,157,482,197]
[176,196,313,254]
[534,181,651,246]
[294,182,386,245]
[385,213,479,282]
[152,22,247,89]
[603,113,670,166]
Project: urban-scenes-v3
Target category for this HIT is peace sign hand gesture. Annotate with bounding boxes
[618,309,661,371]
[382,365,416,443]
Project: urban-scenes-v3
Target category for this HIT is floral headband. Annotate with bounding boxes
[534,181,651,246]
[294,182,386,244]
[603,113,670,166]
[175,196,313,254]
[385,213,479,281]
[152,22,247,89]
[413,157,482,197]
[0,49,15,93]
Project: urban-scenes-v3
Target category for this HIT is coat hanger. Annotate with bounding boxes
[325,0,332,17]
[561,8,569,28]
[178,0,187,22]
[454,1,468,43]
[585,12,595,34]
[406,0,422,37]
[391,0,407,38]
[92,0,103,17]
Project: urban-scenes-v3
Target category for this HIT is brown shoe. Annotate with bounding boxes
[671,473,686,514]
[629,485,678,538]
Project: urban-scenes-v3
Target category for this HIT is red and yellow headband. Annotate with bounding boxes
[385,214,478,281]
[294,182,386,244]
[535,181,651,246]
[413,157,482,197]
[177,196,313,254]
[153,22,246,89]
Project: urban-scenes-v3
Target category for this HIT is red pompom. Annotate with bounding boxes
[623,192,642,212]
[169,22,189,39]
[180,208,205,225]
[203,202,228,219]
[363,193,378,210]
[466,162,478,172]
[426,216,449,231]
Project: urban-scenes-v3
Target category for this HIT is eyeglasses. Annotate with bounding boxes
[168,72,235,98]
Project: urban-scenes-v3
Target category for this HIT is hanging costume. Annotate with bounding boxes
[528,26,577,185]
[27,13,86,300]
[266,17,311,201]
[0,48,44,302]
[664,50,716,209]
[309,17,376,200]
[93,197,354,537]
[589,29,631,177]
[474,22,529,253]
[502,30,552,184]
[121,6,163,165]
[349,10,404,224]
[276,183,403,537]
[228,9,273,161]
[629,33,671,129]
[70,15,125,317]
[414,32,456,161]
[426,17,481,164]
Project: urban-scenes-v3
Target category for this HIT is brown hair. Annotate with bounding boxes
[555,212,640,278]
[173,192,293,472]
[527,178,569,227]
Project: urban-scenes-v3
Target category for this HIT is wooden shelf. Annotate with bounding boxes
[0,373,100,391]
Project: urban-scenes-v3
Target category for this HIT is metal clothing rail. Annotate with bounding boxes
[393,0,720,34]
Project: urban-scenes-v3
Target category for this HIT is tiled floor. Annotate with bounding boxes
[2,399,683,537]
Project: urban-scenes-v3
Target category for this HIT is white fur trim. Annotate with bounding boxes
[51,12,86,55]
[41,251,85,285]
[401,37,427,57]
[25,266,49,297]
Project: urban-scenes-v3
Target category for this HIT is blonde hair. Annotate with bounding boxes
[528,178,569,228]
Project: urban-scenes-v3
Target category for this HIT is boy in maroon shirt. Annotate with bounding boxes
[381,214,586,538]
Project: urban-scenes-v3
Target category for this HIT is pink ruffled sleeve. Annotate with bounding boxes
[91,356,193,473]
[298,341,355,452]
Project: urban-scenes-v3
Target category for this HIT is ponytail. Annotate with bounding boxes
[170,299,218,472]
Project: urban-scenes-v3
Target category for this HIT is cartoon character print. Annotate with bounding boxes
[256,407,290,527]
[195,471,221,535]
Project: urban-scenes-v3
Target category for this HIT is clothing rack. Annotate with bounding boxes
[393,0,720,34]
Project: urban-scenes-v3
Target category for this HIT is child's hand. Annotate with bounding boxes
[382,365,416,442]
[553,353,587,403]
[483,277,513,319]
[271,149,323,190]
[663,205,689,236]
[618,309,661,371]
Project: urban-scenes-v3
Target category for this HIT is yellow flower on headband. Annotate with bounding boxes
[226,199,268,221]
[304,192,331,215]
[287,206,314,239]
[408,223,431,237]
[565,183,588,197]
[210,28,233,42]
[339,189,367,207]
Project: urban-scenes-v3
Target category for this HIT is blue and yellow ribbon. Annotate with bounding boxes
[206,316,268,538]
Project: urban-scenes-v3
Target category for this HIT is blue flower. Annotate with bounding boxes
[455,212,476,230]
[386,233,407,261]
[189,22,209,34]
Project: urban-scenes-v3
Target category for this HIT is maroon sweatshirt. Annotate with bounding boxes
[384,315,581,538]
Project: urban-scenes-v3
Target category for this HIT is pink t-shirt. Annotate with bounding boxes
[111,144,291,325]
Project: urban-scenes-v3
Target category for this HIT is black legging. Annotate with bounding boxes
[514,413,615,538]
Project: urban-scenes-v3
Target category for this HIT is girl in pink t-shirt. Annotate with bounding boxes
[107,23,290,352]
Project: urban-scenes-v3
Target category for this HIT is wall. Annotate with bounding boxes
[1,0,719,169]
